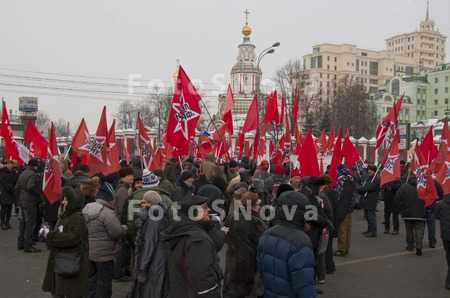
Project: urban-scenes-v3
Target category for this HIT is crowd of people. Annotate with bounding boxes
[1,153,450,297]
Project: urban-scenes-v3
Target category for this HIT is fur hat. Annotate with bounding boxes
[142,190,162,205]
[97,182,116,202]
[28,159,39,167]
[119,167,134,179]
[320,174,332,185]
[239,191,260,207]
[367,165,377,173]
[180,170,194,181]
[142,169,160,188]
[178,195,208,215]
[290,168,301,178]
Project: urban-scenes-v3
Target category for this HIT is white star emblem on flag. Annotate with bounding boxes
[172,90,200,140]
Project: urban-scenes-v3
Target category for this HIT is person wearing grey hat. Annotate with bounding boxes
[82,182,128,298]
[257,191,317,297]
[161,194,223,297]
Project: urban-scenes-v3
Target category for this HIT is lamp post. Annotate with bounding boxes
[255,42,280,130]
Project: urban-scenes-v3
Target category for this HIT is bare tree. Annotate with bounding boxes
[35,111,51,132]
[331,76,377,138]
[54,119,69,137]
[114,100,137,129]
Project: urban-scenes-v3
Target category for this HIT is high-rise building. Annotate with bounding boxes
[385,2,446,72]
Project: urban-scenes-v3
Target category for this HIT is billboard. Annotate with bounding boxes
[19,97,38,112]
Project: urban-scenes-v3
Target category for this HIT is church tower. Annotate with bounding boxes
[216,9,266,128]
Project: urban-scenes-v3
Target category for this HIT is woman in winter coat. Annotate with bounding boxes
[42,186,89,298]
[0,160,19,230]
[130,191,170,298]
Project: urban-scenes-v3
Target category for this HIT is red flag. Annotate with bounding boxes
[375,94,404,150]
[237,132,245,159]
[294,125,303,155]
[256,126,266,164]
[419,126,438,164]
[212,124,228,143]
[270,136,283,165]
[153,142,165,170]
[71,118,90,153]
[121,138,130,165]
[105,120,120,176]
[411,142,438,207]
[166,65,202,155]
[317,129,327,156]
[329,129,343,185]
[1,103,22,165]
[298,129,320,177]
[241,96,259,133]
[435,152,450,195]
[87,107,109,175]
[138,113,156,171]
[341,129,360,171]
[326,127,335,155]
[380,133,401,187]
[264,90,279,124]
[43,122,62,205]
[223,84,234,135]
[282,112,291,164]
[279,93,285,125]
[24,120,48,159]
[431,119,450,174]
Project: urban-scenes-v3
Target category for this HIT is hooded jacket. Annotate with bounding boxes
[161,217,223,298]
[395,177,426,221]
[42,187,89,296]
[82,199,128,262]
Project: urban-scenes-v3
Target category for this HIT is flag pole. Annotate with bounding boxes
[199,99,231,160]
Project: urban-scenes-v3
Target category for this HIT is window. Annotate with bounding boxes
[434,99,438,105]
[445,98,449,105]
[320,73,322,78]
[361,52,368,56]
[369,61,379,76]
[412,44,414,49]
[446,87,449,93]
[434,78,438,83]
[327,56,330,62]
[327,65,330,70]
[327,74,330,79]
[334,66,337,70]
[434,111,438,117]
[435,88,439,94]
[369,79,378,84]
[392,79,400,96]
[317,56,323,68]
[334,57,337,62]
[313,47,320,54]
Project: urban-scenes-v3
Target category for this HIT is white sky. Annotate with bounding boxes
[1,0,449,131]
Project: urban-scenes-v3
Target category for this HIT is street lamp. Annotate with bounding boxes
[255,42,280,130]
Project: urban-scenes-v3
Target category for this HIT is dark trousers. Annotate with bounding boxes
[18,201,37,250]
[404,220,425,249]
[0,204,12,226]
[87,260,114,298]
[426,211,437,246]
[325,236,335,273]
[384,211,399,231]
[443,239,450,286]
[113,240,131,279]
[364,209,377,236]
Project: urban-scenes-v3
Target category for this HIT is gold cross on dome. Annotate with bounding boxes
[244,9,250,24]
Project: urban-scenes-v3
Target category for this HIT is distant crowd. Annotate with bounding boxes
[1,153,449,297]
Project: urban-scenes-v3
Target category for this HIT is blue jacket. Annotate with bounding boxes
[257,224,317,298]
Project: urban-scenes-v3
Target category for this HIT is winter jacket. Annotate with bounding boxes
[15,167,42,204]
[127,188,174,242]
[0,166,19,205]
[335,169,356,221]
[158,178,175,199]
[161,217,223,298]
[172,180,195,202]
[265,174,289,202]
[321,186,339,237]
[435,194,450,241]
[130,204,170,298]
[201,154,216,182]
[115,182,131,220]
[223,209,266,298]
[42,190,89,296]
[395,177,426,221]
[253,168,269,194]
[257,223,317,298]
[381,180,401,213]
[82,199,128,262]
[358,174,380,210]
[163,160,179,185]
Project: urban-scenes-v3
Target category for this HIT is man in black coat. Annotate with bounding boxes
[161,195,223,298]
[435,193,450,289]
[358,165,380,237]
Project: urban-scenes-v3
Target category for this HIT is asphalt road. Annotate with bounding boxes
[0,205,449,297]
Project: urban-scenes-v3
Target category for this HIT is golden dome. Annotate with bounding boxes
[242,24,252,38]
[173,58,180,81]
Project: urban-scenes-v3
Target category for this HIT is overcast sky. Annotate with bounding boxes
[1,0,449,131]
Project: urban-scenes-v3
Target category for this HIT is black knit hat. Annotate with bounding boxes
[180,170,194,181]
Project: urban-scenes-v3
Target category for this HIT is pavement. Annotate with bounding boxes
[0,204,449,297]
